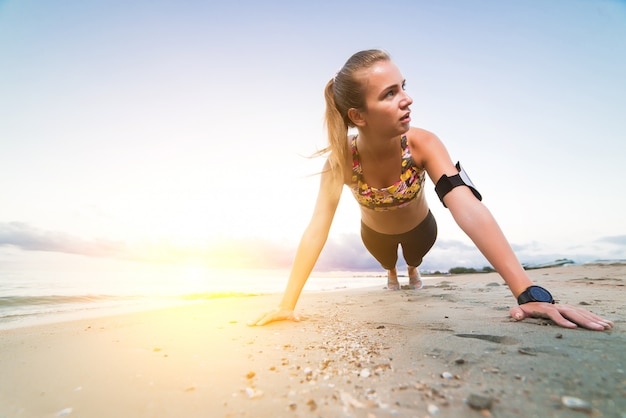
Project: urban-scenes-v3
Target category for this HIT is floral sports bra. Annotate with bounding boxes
[349,135,425,211]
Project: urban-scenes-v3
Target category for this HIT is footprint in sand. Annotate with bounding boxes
[454,334,520,345]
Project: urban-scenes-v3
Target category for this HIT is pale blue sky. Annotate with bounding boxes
[1,0,625,271]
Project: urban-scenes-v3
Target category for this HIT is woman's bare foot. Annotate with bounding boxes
[408,266,423,290]
[387,268,400,290]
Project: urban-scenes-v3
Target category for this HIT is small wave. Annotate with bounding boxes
[180,292,261,300]
[0,294,134,308]
[0,294,146,327]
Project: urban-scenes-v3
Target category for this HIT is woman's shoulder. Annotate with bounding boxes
[404,127,448,169]
[405,127,442,150]
[406,127,438,141]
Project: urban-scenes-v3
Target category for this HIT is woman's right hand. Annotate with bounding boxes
[247,307,302,326]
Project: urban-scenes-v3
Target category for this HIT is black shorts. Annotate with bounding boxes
[360,210,437,270]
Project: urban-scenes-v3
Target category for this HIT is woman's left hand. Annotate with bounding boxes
[509,303,613,331]
[247,307,302,327]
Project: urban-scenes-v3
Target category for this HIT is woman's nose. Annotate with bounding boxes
[401,91,413,108]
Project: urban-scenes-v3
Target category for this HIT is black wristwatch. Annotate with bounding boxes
[517,285,555,305]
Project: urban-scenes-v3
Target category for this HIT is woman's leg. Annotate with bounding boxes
[400,211,437,290]
[361,221,400,290]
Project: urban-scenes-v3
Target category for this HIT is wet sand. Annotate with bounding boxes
[0,264,624,417]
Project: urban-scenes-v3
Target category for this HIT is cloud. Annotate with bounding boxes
[316,233,379,271]
[0,222,297,267]
[0,221,493,272]
[317,235,495,273]
[0,222,128,258]
[3,222,624,272]
[596,235,626,246]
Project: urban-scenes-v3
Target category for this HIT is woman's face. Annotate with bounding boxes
[358,60,413,137]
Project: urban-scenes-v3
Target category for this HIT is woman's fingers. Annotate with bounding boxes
[247,308,301,326]
[555,304,613,330]
[509,303,612,331]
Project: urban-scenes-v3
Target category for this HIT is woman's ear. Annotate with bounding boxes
[348,108,366,127]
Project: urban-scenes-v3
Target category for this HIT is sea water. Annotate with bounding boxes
[0,250,385,330]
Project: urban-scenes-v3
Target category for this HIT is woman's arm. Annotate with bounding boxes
[249,160,344,326]
[445,191,532,296]
[412,128,612,330]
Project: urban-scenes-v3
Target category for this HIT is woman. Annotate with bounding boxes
[250,49,612,331]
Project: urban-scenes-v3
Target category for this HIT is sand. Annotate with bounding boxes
[0,264,624,418]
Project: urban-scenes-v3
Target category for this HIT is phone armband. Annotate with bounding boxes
[435,162,482,208]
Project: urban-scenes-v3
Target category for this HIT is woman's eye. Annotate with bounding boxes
[386,90,395,97]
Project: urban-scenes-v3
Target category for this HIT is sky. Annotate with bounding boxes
[1,0,625,273]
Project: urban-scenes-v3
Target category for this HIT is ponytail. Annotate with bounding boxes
[323,78,350,175]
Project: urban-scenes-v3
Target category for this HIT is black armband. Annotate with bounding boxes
[435,162,482,208]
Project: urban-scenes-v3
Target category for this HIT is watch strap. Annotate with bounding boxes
[517,288,535,305]
[517,285,555,305]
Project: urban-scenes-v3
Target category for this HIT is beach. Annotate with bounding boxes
[0,264,624,418]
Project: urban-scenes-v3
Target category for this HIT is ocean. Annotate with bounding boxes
[0,251,385,330]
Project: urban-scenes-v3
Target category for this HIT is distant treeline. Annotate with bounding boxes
[427,266,496,275]
[448,266,496,274]
[428,258,577,275]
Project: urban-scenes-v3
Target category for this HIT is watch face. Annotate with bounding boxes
[529,286,553,302]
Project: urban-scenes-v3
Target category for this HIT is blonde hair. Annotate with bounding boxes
[318,49,391,175]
